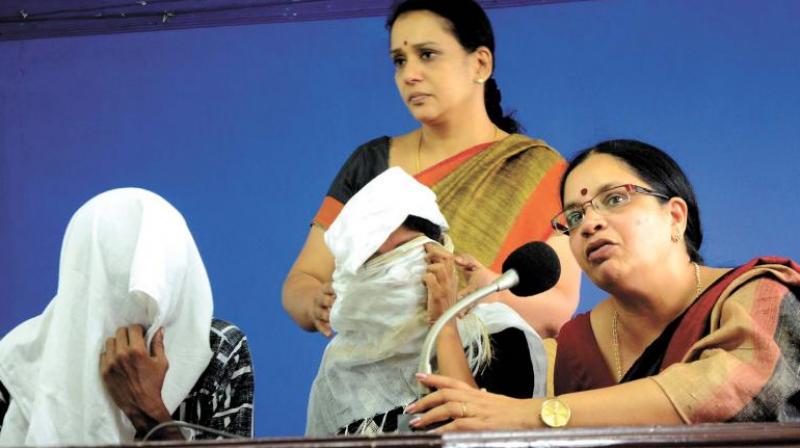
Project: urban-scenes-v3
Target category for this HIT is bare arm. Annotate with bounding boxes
[424,243,478,388]
[281,225,336,336]
[407,373,681,431]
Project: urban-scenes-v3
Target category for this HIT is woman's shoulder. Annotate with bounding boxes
[348,136,391,160]
[713,258,800,302]
[511,133,565,160]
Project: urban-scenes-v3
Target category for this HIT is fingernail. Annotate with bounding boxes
[404,404,416,414]
[415,372,428,380]
[409,417,422,427]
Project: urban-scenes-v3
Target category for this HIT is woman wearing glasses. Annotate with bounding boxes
[405,139,800,430]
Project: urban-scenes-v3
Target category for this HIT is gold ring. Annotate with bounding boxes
[460,402,468,418]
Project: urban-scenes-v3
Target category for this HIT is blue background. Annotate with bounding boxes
[1,0,798,437]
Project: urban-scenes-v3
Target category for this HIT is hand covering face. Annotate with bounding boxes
[0,188,213,446]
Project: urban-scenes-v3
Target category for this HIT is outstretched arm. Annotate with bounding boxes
[406,373,681,432]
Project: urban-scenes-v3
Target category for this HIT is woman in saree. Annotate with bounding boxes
[404,139,800,430]
[282,0,581,339]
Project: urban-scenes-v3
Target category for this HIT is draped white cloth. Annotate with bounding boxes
[306,168,546,435]
[325,167,448,275]
[0,188,213,446]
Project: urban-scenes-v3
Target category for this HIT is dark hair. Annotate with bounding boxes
[560,140,704,263]
[386,0,521,134]
[403,215,443,244]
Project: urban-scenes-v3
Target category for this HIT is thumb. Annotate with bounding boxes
[151,327,166,359]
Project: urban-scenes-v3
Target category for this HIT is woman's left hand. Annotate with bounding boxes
[405,373,538,432]
[423,243,459,323]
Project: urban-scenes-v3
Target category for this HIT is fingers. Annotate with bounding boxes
[127,324,146,352]
[115,326,129,349]
[315,319,333,338]
[313,283,336,338]
[101,336,116,377]
[150,328,166,359]
[454,253,480,271]
[411,401,467,429]
[417,373,475,392]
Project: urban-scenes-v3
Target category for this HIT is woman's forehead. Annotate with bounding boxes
[564,154,641,199]
[390,11,453,46]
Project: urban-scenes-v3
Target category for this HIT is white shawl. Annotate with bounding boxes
[306,168,546,435]
[0,188,213,446]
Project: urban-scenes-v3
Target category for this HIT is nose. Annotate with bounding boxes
[401,58,423,85]
[578,205,606,237]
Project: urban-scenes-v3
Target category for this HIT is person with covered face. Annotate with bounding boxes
[282,0,581,342]
[404,140,800,430]
[0,188,254,445]
[305,168,547,435]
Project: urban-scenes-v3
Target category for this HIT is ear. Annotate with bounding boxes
[473,46,493,81]
[667,196,689,236]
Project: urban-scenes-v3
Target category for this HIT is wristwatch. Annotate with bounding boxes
[540,398,571,428]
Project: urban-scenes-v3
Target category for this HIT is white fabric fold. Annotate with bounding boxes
[0,188,213,446]
[306,167,546,436]
[325,167,448,275]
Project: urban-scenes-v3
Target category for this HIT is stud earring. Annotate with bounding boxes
[671,232,682,243]
[473,78,485,84]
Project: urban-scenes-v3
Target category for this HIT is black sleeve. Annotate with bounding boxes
[474,328,535,399]
[325,136,390,204]
[173,319,255,439]
[0,380,9,432]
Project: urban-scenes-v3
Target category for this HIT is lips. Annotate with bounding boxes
[407,92,430,104]
[585,239,615,262]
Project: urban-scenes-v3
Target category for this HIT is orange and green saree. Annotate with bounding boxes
[313,134,566,272]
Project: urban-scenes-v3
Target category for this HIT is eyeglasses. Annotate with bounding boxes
[551,184,670,235]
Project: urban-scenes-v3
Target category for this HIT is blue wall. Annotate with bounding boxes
[1,0,798,437]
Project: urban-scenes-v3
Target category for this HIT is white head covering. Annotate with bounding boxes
[325,167,448,275]
[0,188,213,446]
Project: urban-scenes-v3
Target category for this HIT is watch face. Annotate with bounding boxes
[541,399,571,427]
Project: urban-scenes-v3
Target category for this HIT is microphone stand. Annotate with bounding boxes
[415,269,519,396]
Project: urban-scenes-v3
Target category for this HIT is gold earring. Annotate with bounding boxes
[671,231,682,243]
[474,78,485,84]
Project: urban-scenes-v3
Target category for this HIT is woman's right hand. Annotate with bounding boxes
[311,282,336,337]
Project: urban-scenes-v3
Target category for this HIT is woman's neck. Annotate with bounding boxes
[609,258,700,336]
[419,108,500,160]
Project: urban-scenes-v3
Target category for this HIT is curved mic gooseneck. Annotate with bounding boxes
[415,241,561,395]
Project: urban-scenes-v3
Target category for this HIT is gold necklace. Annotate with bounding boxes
[416,126,498,174]
[611,261,701,382]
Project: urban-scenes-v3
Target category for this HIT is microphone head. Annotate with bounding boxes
[501,241,561,296]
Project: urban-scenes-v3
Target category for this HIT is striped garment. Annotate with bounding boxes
[313,134,566,273]
[555,258,800,423]
[0,318,254,440]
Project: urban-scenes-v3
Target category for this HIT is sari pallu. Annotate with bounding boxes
[314,134,566,272]
[555,257,800,423]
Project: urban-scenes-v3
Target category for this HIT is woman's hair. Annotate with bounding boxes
[560,140,704,263]
[386,0,522,134]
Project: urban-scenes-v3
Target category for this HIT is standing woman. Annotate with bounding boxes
[283,0,581,339]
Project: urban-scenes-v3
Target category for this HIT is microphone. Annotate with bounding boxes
[415,241,561,395]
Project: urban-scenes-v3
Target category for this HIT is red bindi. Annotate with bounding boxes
[580,188,588,196]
